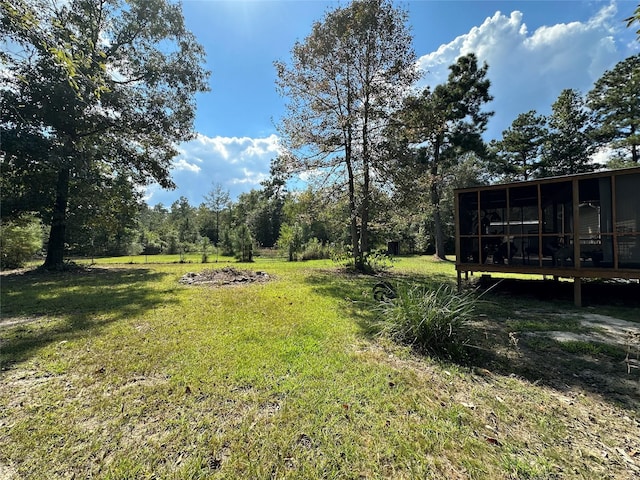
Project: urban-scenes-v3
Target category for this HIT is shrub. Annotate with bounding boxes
[0,214,44,269]
[232,224,253,262]
[300,238,331,260]
[142,242,163,255]
[331,247,394,273]
[375,283,478,359]
[200,237,212,263]
[362,249,394,273]
[277,223,303,261]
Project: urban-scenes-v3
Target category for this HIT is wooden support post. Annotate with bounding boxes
[574,277,582,307]
[457,270,462,292]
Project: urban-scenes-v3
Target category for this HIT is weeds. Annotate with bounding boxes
[299,238,332,260]
[331,248,395,274]
[374,283,479,359]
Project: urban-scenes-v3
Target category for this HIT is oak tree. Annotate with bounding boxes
[0,0,209,269]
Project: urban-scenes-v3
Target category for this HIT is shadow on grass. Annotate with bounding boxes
[468,277,640,408]
[0,266,176,368]
[459,278,640,411]
[305,269,640,411]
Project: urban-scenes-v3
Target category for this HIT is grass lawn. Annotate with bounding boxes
[1,256,639,479]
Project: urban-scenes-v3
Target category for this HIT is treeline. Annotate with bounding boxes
[2,52,639,269]
[60,179,453,262]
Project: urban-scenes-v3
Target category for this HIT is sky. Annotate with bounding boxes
[144,0,640,207]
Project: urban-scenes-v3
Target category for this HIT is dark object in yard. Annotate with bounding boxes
[373,281,397,301]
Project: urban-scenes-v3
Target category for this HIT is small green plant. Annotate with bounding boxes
[200,237,211,263]
[375,283,478,359]
[277,223,303,261]
[362,249,394,273]
[232,224,254,262]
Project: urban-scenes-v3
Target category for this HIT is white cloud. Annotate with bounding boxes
[591,146,613,167]
[416,1,638,140]
[172,158,201,173]
[230,168,270,185]
[146,1,639,207]
[145,134,281,206]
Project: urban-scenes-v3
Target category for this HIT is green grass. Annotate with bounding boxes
[557,340,627,359]
[1,256,639,479]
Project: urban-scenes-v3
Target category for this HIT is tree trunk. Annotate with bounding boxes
[360,105,370,259]
[43,167,70,270]
[430,137,446,261]
[360,162,369,257]
[431,179,446,260]
[343,103,361,268]
[346,155,360,267]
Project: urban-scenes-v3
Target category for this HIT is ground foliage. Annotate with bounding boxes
[0,257,638,479]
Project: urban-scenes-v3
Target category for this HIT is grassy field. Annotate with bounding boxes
[1,256,639,479]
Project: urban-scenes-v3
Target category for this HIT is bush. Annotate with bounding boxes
[142,241,164,255]
[277,223,303,261]
[300,238,331,261]
[375,283,478,359]
[200,237,212,263]
[232,224,253,262]
[362,250,394,273]
[0,214,44,269]
[331,247,394,274]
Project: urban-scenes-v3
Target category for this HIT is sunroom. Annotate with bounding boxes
[454,167,640,306]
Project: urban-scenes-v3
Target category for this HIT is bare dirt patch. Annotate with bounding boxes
[539,313,639,349]
[0,315,50,329]
[476,309,640,410]
[522,313,640,406]
[179,267,272,287]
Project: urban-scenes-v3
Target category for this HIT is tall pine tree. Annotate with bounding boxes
[587,55,640,165]
[542,89,596,176]
[392,54,493,259]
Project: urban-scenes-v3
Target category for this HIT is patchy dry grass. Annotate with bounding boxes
[1,257,639,479]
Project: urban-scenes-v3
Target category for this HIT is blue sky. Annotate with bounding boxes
[144,0,639,206]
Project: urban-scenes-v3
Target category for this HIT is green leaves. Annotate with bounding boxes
[624,3,640,38]
[389,53,493,258]
[542,89,596,176]
[587,54,640,165]
[491,110,547,181]
[1,0,210,268]
[275,0,418,271]
[0,213,44,269]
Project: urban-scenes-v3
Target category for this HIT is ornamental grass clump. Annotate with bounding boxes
[376,283,478,359]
